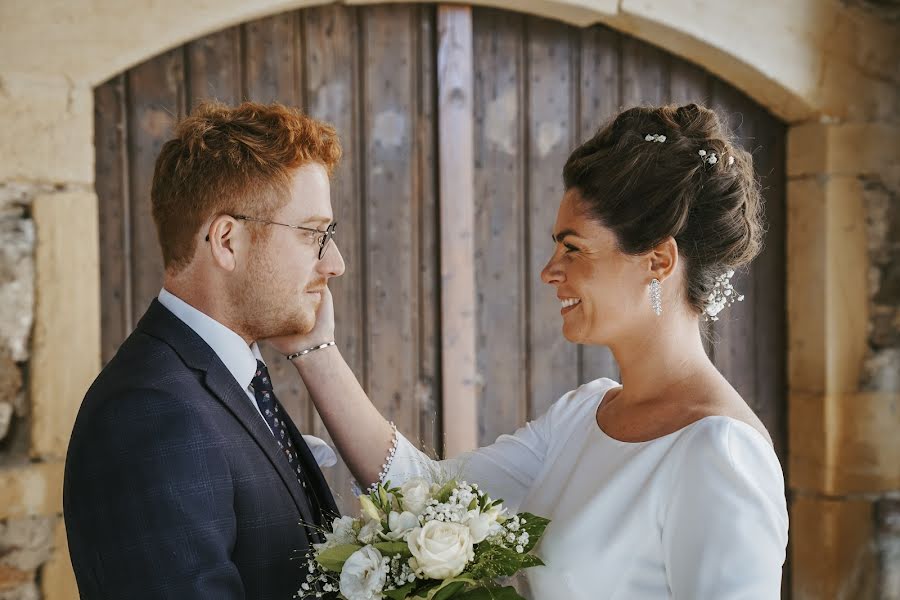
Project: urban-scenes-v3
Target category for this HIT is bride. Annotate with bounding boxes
[270,103,789,598]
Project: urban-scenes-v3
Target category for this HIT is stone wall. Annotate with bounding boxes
[864,145,900,599]
[0,183,37,600]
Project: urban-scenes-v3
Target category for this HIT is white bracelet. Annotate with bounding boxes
[285,340,335,361]
[367,421,399,494]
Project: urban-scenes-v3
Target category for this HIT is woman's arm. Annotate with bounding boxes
[268,288,393,488]
[268,287,558,507]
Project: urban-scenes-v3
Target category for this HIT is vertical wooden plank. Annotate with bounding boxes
[526,16,579,418]
[752,111,788,463]
[243,12,299,104]
[709,80,759,414]
[667,55,715,358]
[126,48,186,320]
[302,3,362,511]
[577,24,620,383]
[247,10,307,433]
[185,26,242,106]
[361,4,423,444]
[437,5,477,456]
[668,54,711,107]
[95,75,131,363]
[472,7,528,445]
[620,35,668,106]
[414,5,441,458]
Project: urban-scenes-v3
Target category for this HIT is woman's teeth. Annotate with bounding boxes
[560,298,581,308]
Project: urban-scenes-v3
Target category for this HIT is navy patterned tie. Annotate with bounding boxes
[251,360,312,493]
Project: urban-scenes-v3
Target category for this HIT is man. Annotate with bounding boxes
[64,101,345,599]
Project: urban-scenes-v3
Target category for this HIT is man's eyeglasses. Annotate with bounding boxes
[206,214,337,260]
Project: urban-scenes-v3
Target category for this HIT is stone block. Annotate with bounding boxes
[0,582,39,600]
[0,463,64,520]
[876,498,900,599]
[792,496,879,600]
[39,519,76,600]
[790,391,900,495]
[787,176,869,396]
[0,213,34,363]
[0,74,93,184]
[788,122,900,179]
[0,517,54,573]
[31,192,101,460]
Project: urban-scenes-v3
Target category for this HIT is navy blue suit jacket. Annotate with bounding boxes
[64,300,339,599]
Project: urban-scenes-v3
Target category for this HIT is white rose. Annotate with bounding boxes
[358,519,382,544]
[314,515,358,551]
[339,546,388,600]
[383,511,420,541]
[463,507,504,544]
[400,477,433,515]
[407,521,474,579]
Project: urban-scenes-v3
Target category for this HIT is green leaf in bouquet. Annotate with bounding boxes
[384,582,416,600]
[455,585,527,600]
[430,581,466,600]
[466,543,538,579]
[315,543,362,573]
[516,513,550,553]
[372,541,412,557]
[518,553,544,569]
[435,479,458,503]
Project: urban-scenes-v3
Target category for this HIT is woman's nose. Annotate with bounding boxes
[541,251,564,286]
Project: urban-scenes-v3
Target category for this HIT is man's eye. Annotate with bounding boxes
[564,243,579,253]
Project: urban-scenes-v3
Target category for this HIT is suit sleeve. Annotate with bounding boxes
[64,389,244,599]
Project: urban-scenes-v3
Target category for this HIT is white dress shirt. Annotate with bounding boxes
[158,288,336,468]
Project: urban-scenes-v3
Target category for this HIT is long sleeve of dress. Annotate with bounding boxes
[660,419,789,599]
[379,383,607,511]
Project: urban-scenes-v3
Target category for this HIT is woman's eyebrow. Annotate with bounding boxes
[551,228,580,243]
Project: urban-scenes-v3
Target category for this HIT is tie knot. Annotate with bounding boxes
[252,360,274,392]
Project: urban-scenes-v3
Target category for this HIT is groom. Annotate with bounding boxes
[64,101,345,599]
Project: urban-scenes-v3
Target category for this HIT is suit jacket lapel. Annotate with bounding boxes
[136,300,320,527]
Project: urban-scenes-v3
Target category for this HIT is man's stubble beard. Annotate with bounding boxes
[230,252,316,342]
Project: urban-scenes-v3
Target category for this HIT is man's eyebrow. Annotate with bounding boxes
[551,228,580,243]
[302,216,332,227]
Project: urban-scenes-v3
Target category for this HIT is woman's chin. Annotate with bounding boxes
[561,320,587,344]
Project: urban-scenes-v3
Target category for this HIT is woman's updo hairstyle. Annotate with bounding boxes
[562,103,764,316]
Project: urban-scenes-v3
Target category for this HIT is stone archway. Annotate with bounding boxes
[0,2,897,599]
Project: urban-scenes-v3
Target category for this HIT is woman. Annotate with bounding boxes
[271,104,789,598]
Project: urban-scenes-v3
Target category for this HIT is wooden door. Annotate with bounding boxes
[94,4,787,520]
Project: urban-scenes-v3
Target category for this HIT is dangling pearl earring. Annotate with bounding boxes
[649,278,662,316]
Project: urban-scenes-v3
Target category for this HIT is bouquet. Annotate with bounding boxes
[298,477,549,600]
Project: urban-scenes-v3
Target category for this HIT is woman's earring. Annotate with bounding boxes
[649,278,662,316]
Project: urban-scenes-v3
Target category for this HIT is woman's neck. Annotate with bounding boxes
[608,312,715,406]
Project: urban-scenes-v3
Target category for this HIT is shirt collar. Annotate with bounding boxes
[158,288,264,391]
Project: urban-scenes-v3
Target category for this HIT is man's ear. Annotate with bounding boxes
[206,215,240,272]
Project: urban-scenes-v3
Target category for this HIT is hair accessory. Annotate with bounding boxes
[703,269,744,321]
[698,149,718,165]
[644,133,667,143]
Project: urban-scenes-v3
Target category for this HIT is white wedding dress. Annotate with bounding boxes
[380,378,788,599]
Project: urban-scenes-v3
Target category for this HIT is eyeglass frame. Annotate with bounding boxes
[204,214,337,260]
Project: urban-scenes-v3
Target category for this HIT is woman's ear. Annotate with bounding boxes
[648,237,678,282]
